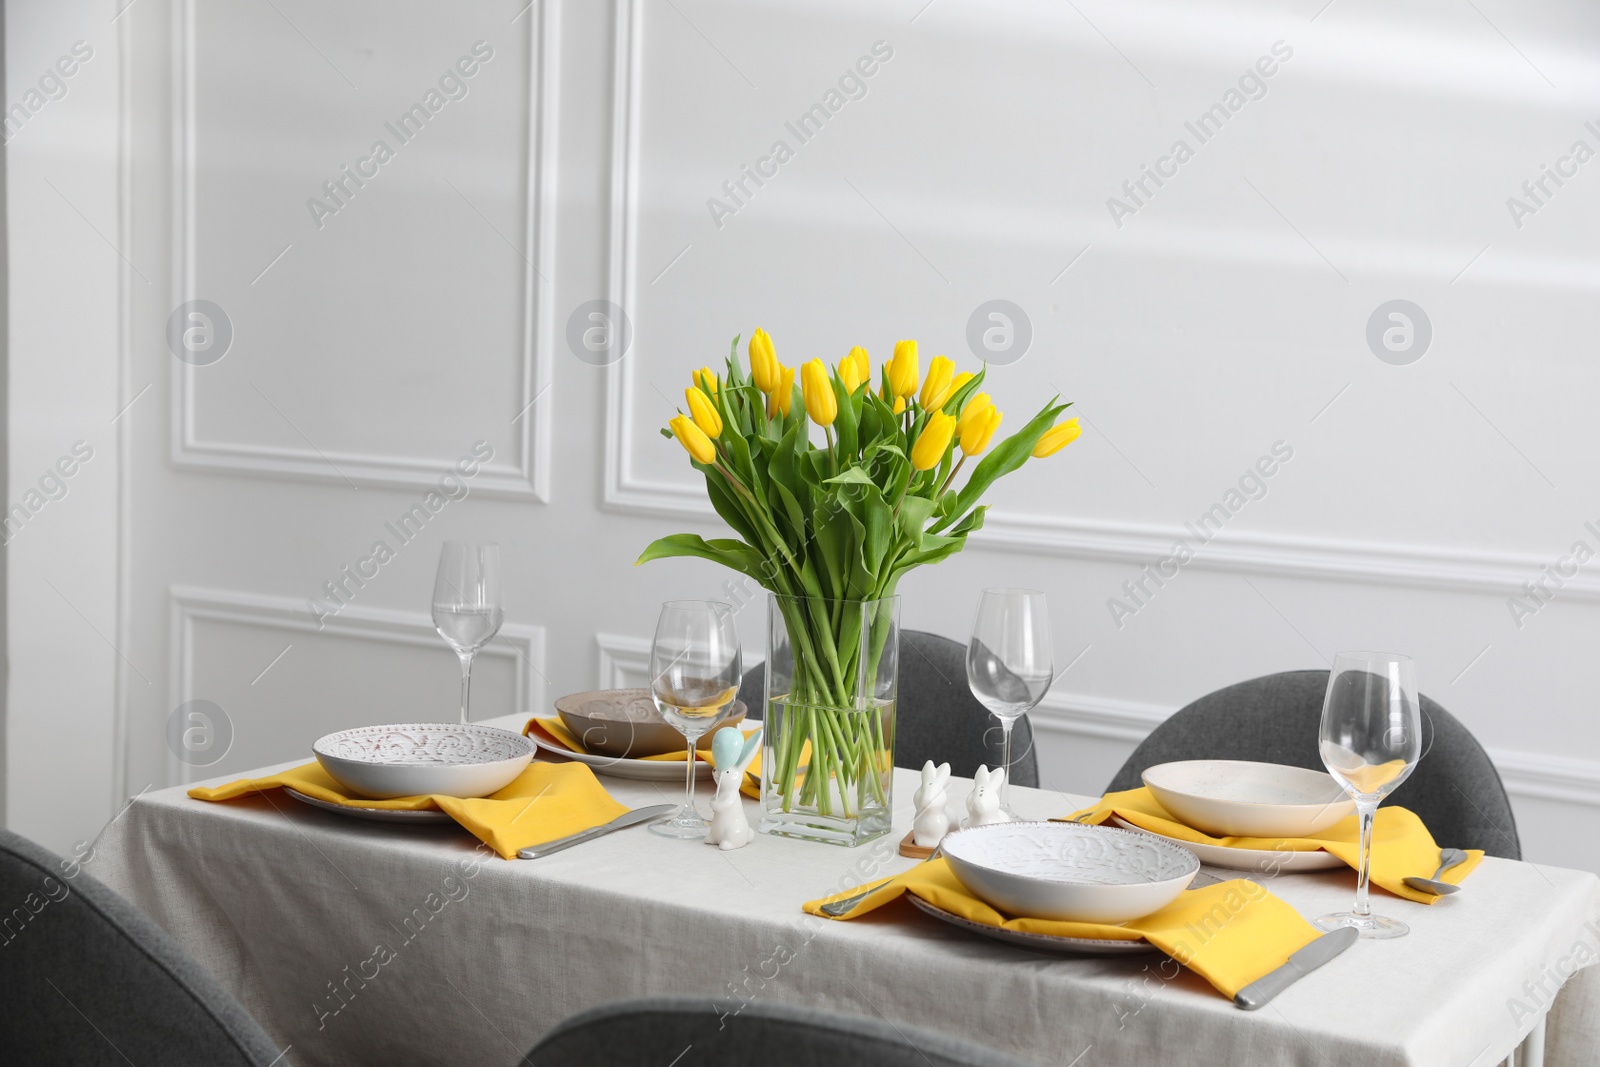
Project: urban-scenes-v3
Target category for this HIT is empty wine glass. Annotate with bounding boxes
[432,542,504,724]
[649,601,742,839]
[1317,651,1422,939]
[966,588,1053,820]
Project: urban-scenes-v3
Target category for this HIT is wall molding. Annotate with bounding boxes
[169,0,558,501]
[595,631,651,689]
[167,585,546,785]
[595,0,1596,602]
[1031,691,1600,810]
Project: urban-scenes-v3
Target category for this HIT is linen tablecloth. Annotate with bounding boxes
[87,730,1600,1067]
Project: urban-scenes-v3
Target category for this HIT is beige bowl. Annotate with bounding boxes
[555,688,746,758]
[1141,760,1356,838]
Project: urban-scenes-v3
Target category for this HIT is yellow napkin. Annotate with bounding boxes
[188,761,629,860]
[525,716,769,800]
[805,857,1321,999]
[526,716,708,762]
[1064,788,1483,904]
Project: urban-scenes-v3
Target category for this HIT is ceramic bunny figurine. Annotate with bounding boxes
[706,725,762,851]
[912,761,952,847]
[966,765,1008,828]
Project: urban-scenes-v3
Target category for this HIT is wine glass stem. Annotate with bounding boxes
[458,652,475,725]
[999,716,1014,810]
[682,730,704,818]
[1353,801,1376,919]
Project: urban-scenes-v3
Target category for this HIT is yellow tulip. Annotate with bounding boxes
[919,355,956,410]
[957,392,993,434]
[847,345,870,384]
[670,414,716,464]
[767,364,795,418]
[959,405,1003,456]
[749,328,778,393]
[947,371,975,405]
[838,356,863,394]
[801,359,837,427]
[911,411,956,470]
[1032,417,1081,458]
[888,340,919,398]
[685,386,723,438]
[892,396,906,415]
[692,366,718,398]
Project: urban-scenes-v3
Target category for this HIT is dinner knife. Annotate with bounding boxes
[1233,927,1358,1011]
[517,804,676,859]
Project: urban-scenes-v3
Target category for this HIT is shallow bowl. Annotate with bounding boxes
[1141,759,1355,838]
[940,821,1198,923]
[313,723,533,800]
[555,688,745,758]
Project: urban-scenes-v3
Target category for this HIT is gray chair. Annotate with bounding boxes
[526,996,1032,1067]
[737,629,1039,787]
[1106,670,1521,859]
[0,828,288,1066]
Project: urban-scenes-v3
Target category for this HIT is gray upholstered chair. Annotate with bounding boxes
[0,829,288,1066]
[1106,669,1521,859]
[737,629,1039,787]
[526,996,1032,1067]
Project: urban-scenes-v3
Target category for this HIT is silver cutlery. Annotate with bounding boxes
[1402,847,1468,896]
[517,803,676,859]
[1233,927,1358,1011]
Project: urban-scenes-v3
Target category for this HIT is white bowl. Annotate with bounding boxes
[313,723,534,800]
[940,821,1198,923]
[1141,760,1355,838]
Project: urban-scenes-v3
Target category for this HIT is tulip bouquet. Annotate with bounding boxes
[637,329,1079,843]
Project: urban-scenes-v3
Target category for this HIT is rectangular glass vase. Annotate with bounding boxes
[759,593,897,847]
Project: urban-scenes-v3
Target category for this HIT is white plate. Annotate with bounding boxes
[941,821,1198,923]
[1141,760,1355,837]
[1109,816,1346,872]
[283,787,455,825]
[906,896,1157,956]
[530,735,710,781]
[530,722,761,781]
[313,723,533,799]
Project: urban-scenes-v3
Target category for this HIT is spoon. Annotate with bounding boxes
[1403,847,1468,895]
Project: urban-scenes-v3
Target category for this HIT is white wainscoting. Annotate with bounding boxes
[166,0,558,501]
[595,632,651,690]
[169,586,545,786]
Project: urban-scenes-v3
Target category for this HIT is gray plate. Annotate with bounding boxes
[283,787,455,825]
[906,895,1159,956]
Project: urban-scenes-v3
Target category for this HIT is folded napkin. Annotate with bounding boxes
[524,716,766,800]
[526,716,708,762]
[188,761,629,860]
[1064,788,1483,904]
[804,857,1322,999]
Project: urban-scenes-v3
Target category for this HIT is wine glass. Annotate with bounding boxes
[648,601,743,839]
[966,588,1054,820]
[431,542,504,724]
[1317,651,1422,939]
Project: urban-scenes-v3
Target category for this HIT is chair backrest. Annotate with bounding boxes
[0,828,288,1066]
[1106,670,1521,859]
[527,996,1032,1067]
[737,629,1039,787]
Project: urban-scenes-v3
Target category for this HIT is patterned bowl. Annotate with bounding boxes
[313,723,534,800]
[941,821,1199,923]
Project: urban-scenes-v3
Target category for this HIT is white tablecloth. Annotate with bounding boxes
[89,732,1600,1067]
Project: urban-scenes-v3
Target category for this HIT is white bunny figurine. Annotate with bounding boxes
[966,766,1008,828]
[912,761,952,847]
[706,725,762,851]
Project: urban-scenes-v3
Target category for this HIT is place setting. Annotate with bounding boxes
[811,648,1484,1009]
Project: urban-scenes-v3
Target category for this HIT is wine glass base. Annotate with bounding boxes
[649,807,708,840]
[1316,911,1409,939]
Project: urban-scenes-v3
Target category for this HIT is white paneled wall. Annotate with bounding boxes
[6,0,1599,872]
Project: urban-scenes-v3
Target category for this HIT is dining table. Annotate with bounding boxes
[88,712,1600,1067]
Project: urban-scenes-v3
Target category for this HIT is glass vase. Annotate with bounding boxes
[759,593,897,847]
